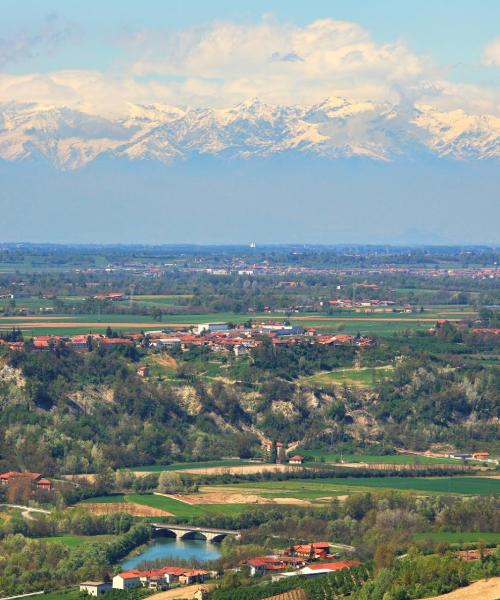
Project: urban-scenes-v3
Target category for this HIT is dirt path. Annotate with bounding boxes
[422,577,500,600]
[0,503,52,519]
[149,582,215,599]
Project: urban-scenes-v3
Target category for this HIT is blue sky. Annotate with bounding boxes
[0,1,498,244]
[2,0,499,85]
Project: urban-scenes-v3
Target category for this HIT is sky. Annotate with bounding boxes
[0,1,499,244]
[1,0,499,114]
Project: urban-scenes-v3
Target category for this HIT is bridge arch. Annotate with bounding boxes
[209,533,228,543]
[178,530,208,541]
[153,527,177,539]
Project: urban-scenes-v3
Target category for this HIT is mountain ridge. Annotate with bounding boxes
[0,97,499,170]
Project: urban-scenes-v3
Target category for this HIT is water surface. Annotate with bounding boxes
[122,538,221,570]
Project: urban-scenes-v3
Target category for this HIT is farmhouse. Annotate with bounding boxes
[79,581,112,596]
[289,455,304,466]
[0,471,53,492]
[245,556,306,576]
[272,560,362,581]
[112,571,141,589]
[291,541,331,559]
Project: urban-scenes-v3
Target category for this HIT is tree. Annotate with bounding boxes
[158,471,183,494]
[373,542,397,571]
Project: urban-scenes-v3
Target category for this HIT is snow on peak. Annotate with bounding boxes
[0,98,498,169]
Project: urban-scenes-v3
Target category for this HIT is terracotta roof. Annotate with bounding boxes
[306,560,361,571]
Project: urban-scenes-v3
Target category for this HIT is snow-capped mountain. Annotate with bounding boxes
[0,98,498,170]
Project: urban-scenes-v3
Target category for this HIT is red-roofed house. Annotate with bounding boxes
[112,571,142,589]
[289,455,304,465]
[245,556,306,576]
[0,471,53,492]
[292,541,331,559]
[300,560,361,576]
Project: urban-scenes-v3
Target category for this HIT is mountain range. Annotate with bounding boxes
[0,97,499,170]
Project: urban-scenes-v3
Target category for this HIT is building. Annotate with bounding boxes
[93,292,125,301]
[298,560,362,577]
[136,366,149,377]
[245,556,306,576]
[289,455,304,466]
[112,572,142,589]
[0,471,53,492]
[272,560,361,582]
[113,567,209,590]
[196,322,229,335]
[472,451,490,459]
[291,542,331,559]
[79,581,112,596]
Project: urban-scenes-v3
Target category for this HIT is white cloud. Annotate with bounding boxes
[483,36,500,66]
[0,18,498,117]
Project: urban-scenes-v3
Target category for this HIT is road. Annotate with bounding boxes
[0,504,51,520]
[149,583,215,599]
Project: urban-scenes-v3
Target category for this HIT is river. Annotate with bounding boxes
[121,538,222,570]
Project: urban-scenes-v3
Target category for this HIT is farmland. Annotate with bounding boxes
[130,459,256,472]
[206,476,500,501]
[0,304,478,338]
[80,493,254,518]
[300,365,393,388]
[299,450,466,465]
[38,534,114,548]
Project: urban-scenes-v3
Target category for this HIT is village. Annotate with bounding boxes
[0,316,375,355]
[78,541,362,597]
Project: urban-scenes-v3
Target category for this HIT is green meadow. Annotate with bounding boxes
[300,450,463,465]
[300,366,393,388]
[222,476,500,500]
[38,534,114,548]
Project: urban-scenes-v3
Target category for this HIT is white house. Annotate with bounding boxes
[79,581,112,596]
[112,572,141,589]
[196,322,229,335]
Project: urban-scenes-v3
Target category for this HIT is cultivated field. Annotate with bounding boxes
[423,577,500,600]
[300,450,466,466]
[0,304,477,337]
[203,476,500,502]
[300,366,393,388]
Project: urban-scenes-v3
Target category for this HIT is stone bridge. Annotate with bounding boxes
[151,523,240,543]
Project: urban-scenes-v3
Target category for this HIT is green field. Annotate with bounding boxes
[0,305,476,338]
[221,476,500,500]
[130,459,255,472]
[80,493,252,518]
[42,590,81,600]
[300,366,393,388]
[38,534,114,548]
[300,450,463,465]
[413,531,500,544]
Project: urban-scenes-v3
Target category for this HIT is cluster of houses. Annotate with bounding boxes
[0,333,135,352]
[145,320,374,357]
[1,318,374,355]
[0,470,53,492]
[242,541,361,581]
[80,566,211,596]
